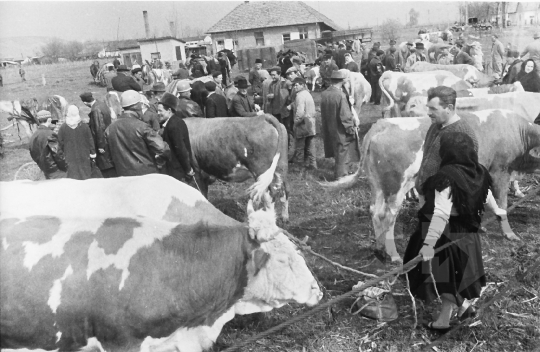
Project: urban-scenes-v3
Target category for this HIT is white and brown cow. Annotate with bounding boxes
[410,62,495,88]
[326,110,540,261]
[185,115,291,221]
[0,174,322,352]
[379,70,471,117]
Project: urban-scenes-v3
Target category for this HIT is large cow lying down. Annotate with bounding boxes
[185,115,290,221]
[325,110,540,261]
[0,175,322,352]
[380,70,471,117]
[410,62,495,88]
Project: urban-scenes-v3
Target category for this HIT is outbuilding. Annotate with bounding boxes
[118,45,143,67]
[138,36,186,63]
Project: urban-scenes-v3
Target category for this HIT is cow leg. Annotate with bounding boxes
[370,189,403,262]
[279,174,289,223]
[510,172,525,198]
[490,170,511,210]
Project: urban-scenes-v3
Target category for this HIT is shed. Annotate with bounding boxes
[138,37,186,64]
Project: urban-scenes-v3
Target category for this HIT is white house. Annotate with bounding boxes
[138,36,186,63]
[118,45,142,67]
[508,2,540,26]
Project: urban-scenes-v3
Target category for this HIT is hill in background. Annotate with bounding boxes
[0,36,58,59]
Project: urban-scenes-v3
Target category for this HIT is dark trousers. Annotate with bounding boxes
[291,135,316,168]
[370,75,382,104]
[45,170,66,179]
[334,135,358,179]
[100,167,118,178]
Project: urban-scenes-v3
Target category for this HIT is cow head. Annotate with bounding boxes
[237,232,322,314]
[246,192,279,242]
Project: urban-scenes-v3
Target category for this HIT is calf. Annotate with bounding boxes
[185,115,290,221]
[0,175,321,352]
[325,111,540,261]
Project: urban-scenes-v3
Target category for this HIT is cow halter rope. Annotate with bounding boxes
[219,185,540,352]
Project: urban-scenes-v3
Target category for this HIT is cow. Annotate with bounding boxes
[0,95,68,139]
[410,62,495,88]
[185,115,290,222]
[379,70,471,117]
[0,175,322,352]
[343,69,372,124]
[324,110,540,261]
[304,65,321,92]
[143,62,172,87]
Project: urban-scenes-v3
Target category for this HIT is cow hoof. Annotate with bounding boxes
[514,191,525,198]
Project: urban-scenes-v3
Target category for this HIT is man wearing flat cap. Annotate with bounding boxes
[521,32,540,74]
[28,110,67,179]
[385,39,404,69]
[142,83,166,131]
[205,81,228,118]
[320,70,360,179]
[103,64,117,92]
[369,50,385,105]
[265,66,290,125]
[157,93,195,183]
[320,54,339,89]
[131,67,145,91]
[79,92,116,178]
[112,65,142,92]
[405,42,427,72]
[249,58,264,97]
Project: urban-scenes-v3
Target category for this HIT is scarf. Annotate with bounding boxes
[66,113,81,129]
[422,132,491,224]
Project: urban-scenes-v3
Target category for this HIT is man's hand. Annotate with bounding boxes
[419,244,435,261]
[256,110,265,116]
[254,104,261,112]
[187,169,196,179]
[98,148,105,154]
[346,126,357,135]
[286,104,292,111]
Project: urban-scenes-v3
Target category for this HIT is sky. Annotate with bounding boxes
[0,1,462,42]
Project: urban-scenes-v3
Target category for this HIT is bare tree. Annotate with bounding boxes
[41,38,64,59]
[380,19,403,42]
[408,8,420,26]
[63,41,83,60]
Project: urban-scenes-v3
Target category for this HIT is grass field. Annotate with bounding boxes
[1,28,539,351]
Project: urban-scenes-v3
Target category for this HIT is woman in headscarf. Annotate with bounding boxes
[57,105,102,180]
[517,59,540,93]
[404,132,498,332]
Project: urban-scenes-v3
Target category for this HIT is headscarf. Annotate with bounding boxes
[517,59,540,93]
[422,132,492,223]
[65,105,81,129]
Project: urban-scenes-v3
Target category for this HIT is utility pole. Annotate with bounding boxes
[116,17,120,42]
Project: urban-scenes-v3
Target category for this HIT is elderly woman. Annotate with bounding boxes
[517,59,540,93]
[404,131,504,331]
[57,105,101,180]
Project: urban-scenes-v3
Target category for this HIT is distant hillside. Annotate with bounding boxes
[0,36,59,59]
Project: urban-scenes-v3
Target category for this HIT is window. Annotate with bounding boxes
[254,31,264,46]
[298,27,308,39]
[233,39,239,49]
[216,40,224,51]
[151,52,161,60]
[282,33,291,42]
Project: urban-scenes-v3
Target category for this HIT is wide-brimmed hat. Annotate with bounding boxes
[117,65,129,72]
[237,80,249,89]
[131,67,142,74]
[159,93,178,111]
[330,70,347,80]
[255,58,262,64]
[415,42,425,50]
[151,82,166,92]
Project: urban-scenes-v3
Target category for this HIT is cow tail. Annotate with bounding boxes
[379,73,394,113]
[247,115,284,204]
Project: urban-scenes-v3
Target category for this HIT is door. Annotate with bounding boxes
[175,46,182,60]
[123,54,132,67]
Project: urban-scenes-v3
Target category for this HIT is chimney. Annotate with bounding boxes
[143,11,150,38]
[170,21,175,37]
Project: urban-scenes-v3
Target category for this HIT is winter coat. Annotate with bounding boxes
[29,125,66,176]
[88,100,114,171]
[57,122,96,180]
[206,93,229,118]
[162,114,193,178]
[176,96,204,118]
[105,110,166,176]
[231,93,258,117]
[294,89,316,138]
[111,73,142,92]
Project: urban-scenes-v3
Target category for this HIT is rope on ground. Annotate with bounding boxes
[423,252,540,351]
[219,240,459,352]
[220,185,540,351]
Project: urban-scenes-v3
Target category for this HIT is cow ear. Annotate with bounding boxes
[247,199,255,216]
[529,146,540,159]
[252,248,270,276]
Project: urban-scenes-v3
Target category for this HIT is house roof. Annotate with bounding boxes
[138,36,186,44]
[206,1,341,34]
[519,2,540,12]
[182,35,207,42]
[507,2,518,13]
[118,45,141,51]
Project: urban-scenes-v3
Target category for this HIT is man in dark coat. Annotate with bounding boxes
[105,90,167,176]
[112,65,142,92]
[231,80,264,117]
[205,81,228,118]
[320,70,359,179]
[218,52,231,87]
[175,81,204,118]
[28,110,66,179]
[265,67,290,124]
[113,57,120,69]
[157,93,195,183]
[320,54,339,89]
[369,50,385,105]
[143,83,166,131]
[249,58,264,97]
[80,92,117,178]
[190,80,209,114]
[334,43,349,69]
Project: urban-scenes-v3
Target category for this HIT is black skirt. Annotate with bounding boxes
[404,214,486,307]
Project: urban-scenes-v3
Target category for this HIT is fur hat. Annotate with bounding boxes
[159,93,178,111]
[79,92,93,103]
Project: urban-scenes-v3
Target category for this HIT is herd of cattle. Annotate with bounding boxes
[1,58,540,351]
